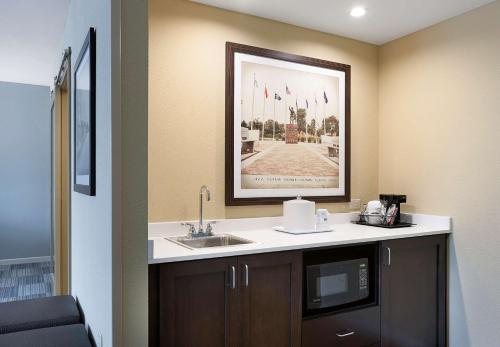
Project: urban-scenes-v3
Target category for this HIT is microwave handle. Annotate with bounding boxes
[384,246,391,266]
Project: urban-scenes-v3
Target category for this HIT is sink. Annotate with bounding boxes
[167,234,254,250]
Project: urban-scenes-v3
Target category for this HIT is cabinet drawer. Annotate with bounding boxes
[302,306,380,347]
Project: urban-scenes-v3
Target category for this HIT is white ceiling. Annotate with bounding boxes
[0,0,70,86]
[191,0,496,45]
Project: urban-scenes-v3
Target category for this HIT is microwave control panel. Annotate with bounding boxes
[359,265,368,289]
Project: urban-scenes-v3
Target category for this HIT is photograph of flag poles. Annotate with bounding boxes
[225,42,351,205]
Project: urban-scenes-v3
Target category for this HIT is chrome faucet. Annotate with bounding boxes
[181,185,216,237]
[199,185,211,233]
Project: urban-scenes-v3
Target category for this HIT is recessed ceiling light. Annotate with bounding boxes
[350,6,366,18]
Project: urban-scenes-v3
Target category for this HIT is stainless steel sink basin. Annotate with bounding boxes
[167,234,254,250]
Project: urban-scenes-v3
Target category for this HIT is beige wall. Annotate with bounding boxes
[149,0,379,222]
[379,1,500,345]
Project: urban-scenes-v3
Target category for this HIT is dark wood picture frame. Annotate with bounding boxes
[73,28,96,196]
[225,42,351,206]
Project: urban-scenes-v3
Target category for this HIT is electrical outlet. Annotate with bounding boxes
[349,199,361,210]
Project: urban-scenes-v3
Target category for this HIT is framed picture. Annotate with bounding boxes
[225,42,350,205]
[73,28,96,196]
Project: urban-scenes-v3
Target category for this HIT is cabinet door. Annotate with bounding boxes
[158,257,238,347]
[381,235,447,347]
[238,251,302,347]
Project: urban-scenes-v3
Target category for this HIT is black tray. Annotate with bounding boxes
[353,221,414,228]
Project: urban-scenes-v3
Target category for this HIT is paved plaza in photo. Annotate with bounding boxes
[241,142,339,189]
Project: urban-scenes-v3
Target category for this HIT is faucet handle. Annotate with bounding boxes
[205,221,217,235]
[181,222,196,235]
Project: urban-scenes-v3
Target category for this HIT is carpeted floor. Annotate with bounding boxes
[0,262,54,303]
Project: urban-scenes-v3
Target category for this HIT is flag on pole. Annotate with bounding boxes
[286,85,291,95]
[264,86,269,98]
[323,91,328,104]
[274,93,282,101]
[315,96,318,105]
[306,99,309,109]
[254,78,258,88]
[296,98,298,109]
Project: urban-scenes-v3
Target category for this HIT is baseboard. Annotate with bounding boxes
[0,256,53,266]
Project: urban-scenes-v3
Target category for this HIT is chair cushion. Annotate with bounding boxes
[0,324,91,347]
[0,295,81,334]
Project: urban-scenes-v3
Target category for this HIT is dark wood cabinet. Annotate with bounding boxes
[380,235,447,347]
[149,235,448,347]
[239,251,302,347]
[149,251,301,347]
[302,306,380,347]
[155,257,238,347]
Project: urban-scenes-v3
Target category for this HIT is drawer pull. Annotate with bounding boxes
[336,330,355,338]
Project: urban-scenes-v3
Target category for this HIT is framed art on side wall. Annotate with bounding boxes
[74,27,96,196]
[225,42,351,206]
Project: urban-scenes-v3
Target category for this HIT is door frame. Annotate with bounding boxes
[52,47,72,295]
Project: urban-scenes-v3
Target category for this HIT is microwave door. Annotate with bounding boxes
[322,263,359,307]
[304,245,376,317]
[307,260,365,310]
[306,265,322,308]
[319,273,347,295]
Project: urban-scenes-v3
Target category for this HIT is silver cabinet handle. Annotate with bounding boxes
[386,246,391,266]
[336,331,355,338]
[244,264,249,287]
[230,266,236,289]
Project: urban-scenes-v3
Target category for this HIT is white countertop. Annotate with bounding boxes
[148,213,451,264]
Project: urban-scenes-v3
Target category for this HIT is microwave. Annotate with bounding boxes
[303,243,378,316]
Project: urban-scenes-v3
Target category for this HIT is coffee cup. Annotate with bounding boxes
[316,209,330,229]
